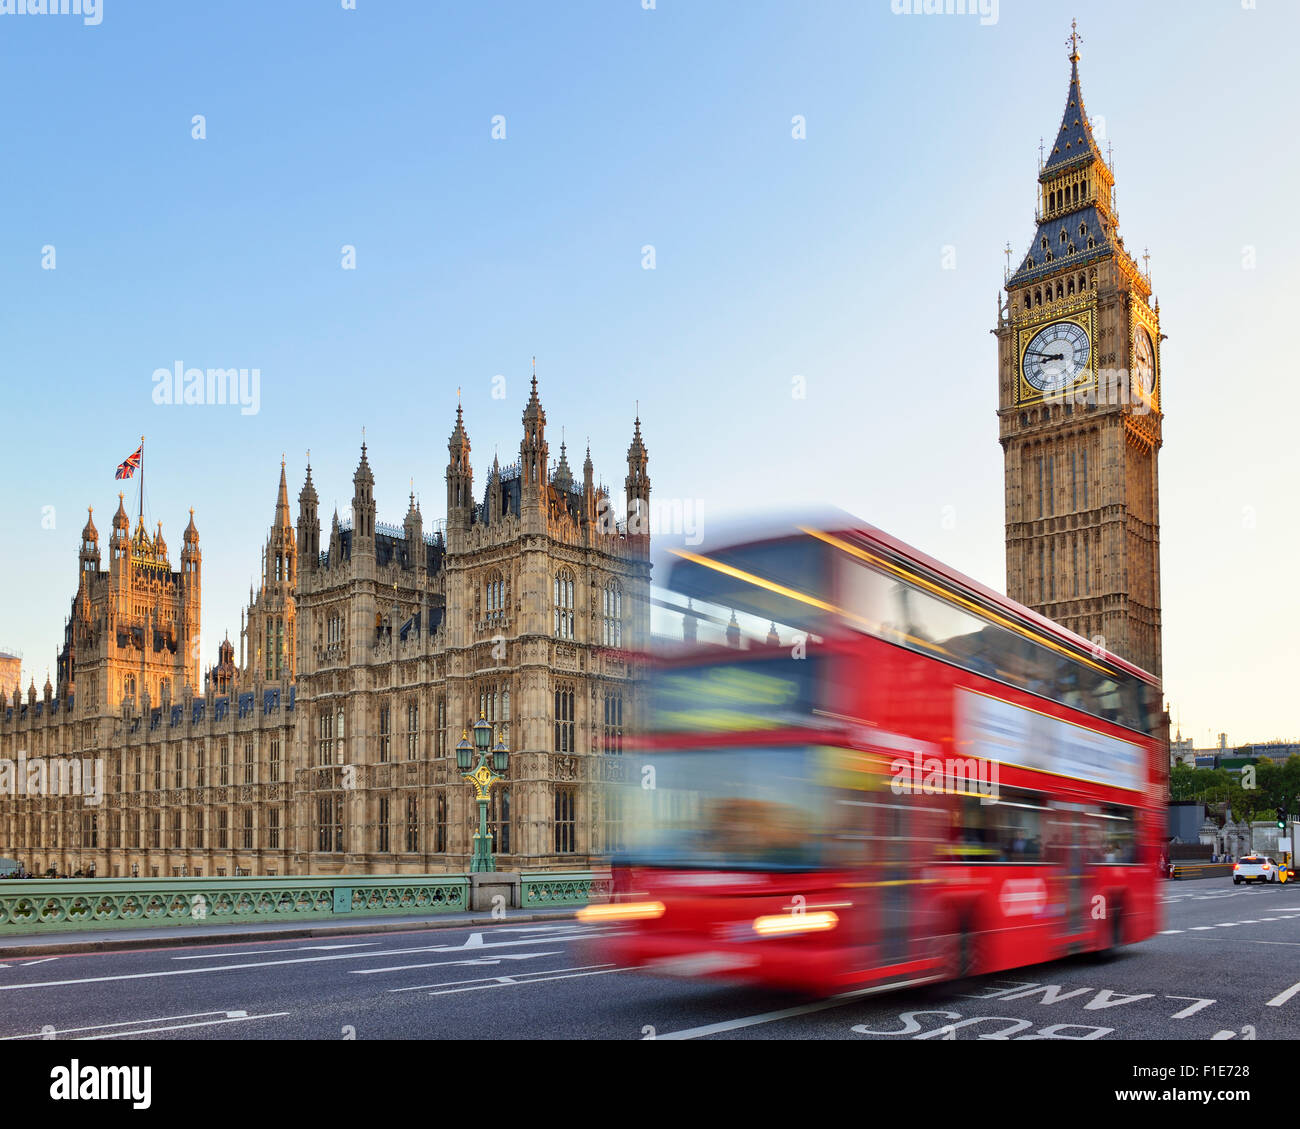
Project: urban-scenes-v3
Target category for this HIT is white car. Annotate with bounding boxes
[1233,855,1283,884]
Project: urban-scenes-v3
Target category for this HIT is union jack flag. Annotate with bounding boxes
[115,443,143,480]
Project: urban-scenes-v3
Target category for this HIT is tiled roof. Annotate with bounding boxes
[1007,204,1113,288]
[1043,56,1103,173]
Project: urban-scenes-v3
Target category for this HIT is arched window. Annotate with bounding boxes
[602,580,622,648]
[485,571,504,624]
[554,570,574,639]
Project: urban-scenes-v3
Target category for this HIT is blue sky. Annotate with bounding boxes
[1,0,1296,746]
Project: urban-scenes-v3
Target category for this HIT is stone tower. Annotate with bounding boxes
[995,30,1163,678]
[242,461,298,682]
[56,493,202,710]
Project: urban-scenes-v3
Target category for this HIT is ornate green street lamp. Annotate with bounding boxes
[458,713,509,873]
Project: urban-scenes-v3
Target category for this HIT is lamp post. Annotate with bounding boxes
[458,713,509,873]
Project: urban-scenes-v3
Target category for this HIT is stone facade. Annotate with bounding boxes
[995,44,1163,679]
[0,380,649,877]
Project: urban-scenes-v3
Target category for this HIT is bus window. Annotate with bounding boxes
[1091,804,1137,864]
[948,790,1046,863]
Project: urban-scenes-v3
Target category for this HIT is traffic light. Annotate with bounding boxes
[1279,808,1288,830]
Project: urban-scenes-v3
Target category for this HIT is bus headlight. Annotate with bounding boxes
[752,910,839,937]
[576,901,665,923]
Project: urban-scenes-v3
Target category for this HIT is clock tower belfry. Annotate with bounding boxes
[995,27,1163,678]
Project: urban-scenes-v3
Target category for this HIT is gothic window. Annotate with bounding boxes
[1079,223,1087,239]
[219,740,230,786]
[1036,456,1045,519]
[1041,237,1049,250]
[405,795,419,853]
[485,571,505,624]
[379,703,391,763]
[555,787,576,853]
[1049,542,1057,601]
[337,707,346,762]
[1034,289,1042,306]
[1059,231,1067,245]
[269,737,281,782]
[1081,445,1089,507]
[435,791,447,852]
[218,808,229,849]
[436,695,447,757]
[1072,537,1080,597]
[196,746,206,787]
[407,700,419,760]
[267,807,280,850]
[554,569,575,639]
[378,796,391,852]
[603,692,624,754]
[554,684,575,752]
[243,738,254,784]
[1023,294,1031,311]
[603,580,622,647]
[318,709,334,766]
[1067,277,1075,296]
[242,807,254,850]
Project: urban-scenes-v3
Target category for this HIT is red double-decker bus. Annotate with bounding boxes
[585,516,1165,998]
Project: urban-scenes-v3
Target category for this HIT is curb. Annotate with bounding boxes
[0,908,581,958]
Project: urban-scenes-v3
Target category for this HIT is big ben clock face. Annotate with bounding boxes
[1022,321,1091,393]
[1133,327,1155,396]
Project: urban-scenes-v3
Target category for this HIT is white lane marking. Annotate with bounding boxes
[424,966,626,995]
[14,957,59,966]
[1,1009,248,1040]
[1249,940,1300,946]
[352,951,562,974]
[173,942,380,960]
[1214,923,1238,927]
[387,962,616,993]
[1166,996,1216,1019]
[657,975,939,1040]
[1266,981,1300,1007]
[1159,930,1184,934]
[84,1012,290,1039]
[0,933,592,992]
[1190,926,1214,931]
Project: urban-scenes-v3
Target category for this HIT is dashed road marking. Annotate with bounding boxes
[1266,981,1300,1007]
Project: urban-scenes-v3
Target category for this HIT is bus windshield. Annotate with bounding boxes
[621,745,827,871]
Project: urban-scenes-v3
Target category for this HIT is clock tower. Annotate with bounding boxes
[995,28,1163,678]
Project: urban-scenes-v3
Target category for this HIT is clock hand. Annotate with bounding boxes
[1026,351,1065,361]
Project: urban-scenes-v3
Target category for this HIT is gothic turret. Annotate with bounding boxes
[520,374,548,498]
[447,404,474,539]
[297,459,320,572]
[403,488,423,568]
[625,414,650,540]
[79,507,100,586]
[352,441,376,551]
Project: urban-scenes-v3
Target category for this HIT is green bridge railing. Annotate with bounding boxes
[520,871,610,907]
[0,871,610,935]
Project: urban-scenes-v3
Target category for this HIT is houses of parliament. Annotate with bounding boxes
[0,379,652,877]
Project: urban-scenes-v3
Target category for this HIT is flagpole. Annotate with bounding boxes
[138,435,145,524]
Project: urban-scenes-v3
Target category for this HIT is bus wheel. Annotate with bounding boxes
[1092,907,1123,961]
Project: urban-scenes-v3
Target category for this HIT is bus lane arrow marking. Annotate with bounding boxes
[1165,996,1216,1019]
[1082,989,1154,1010]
